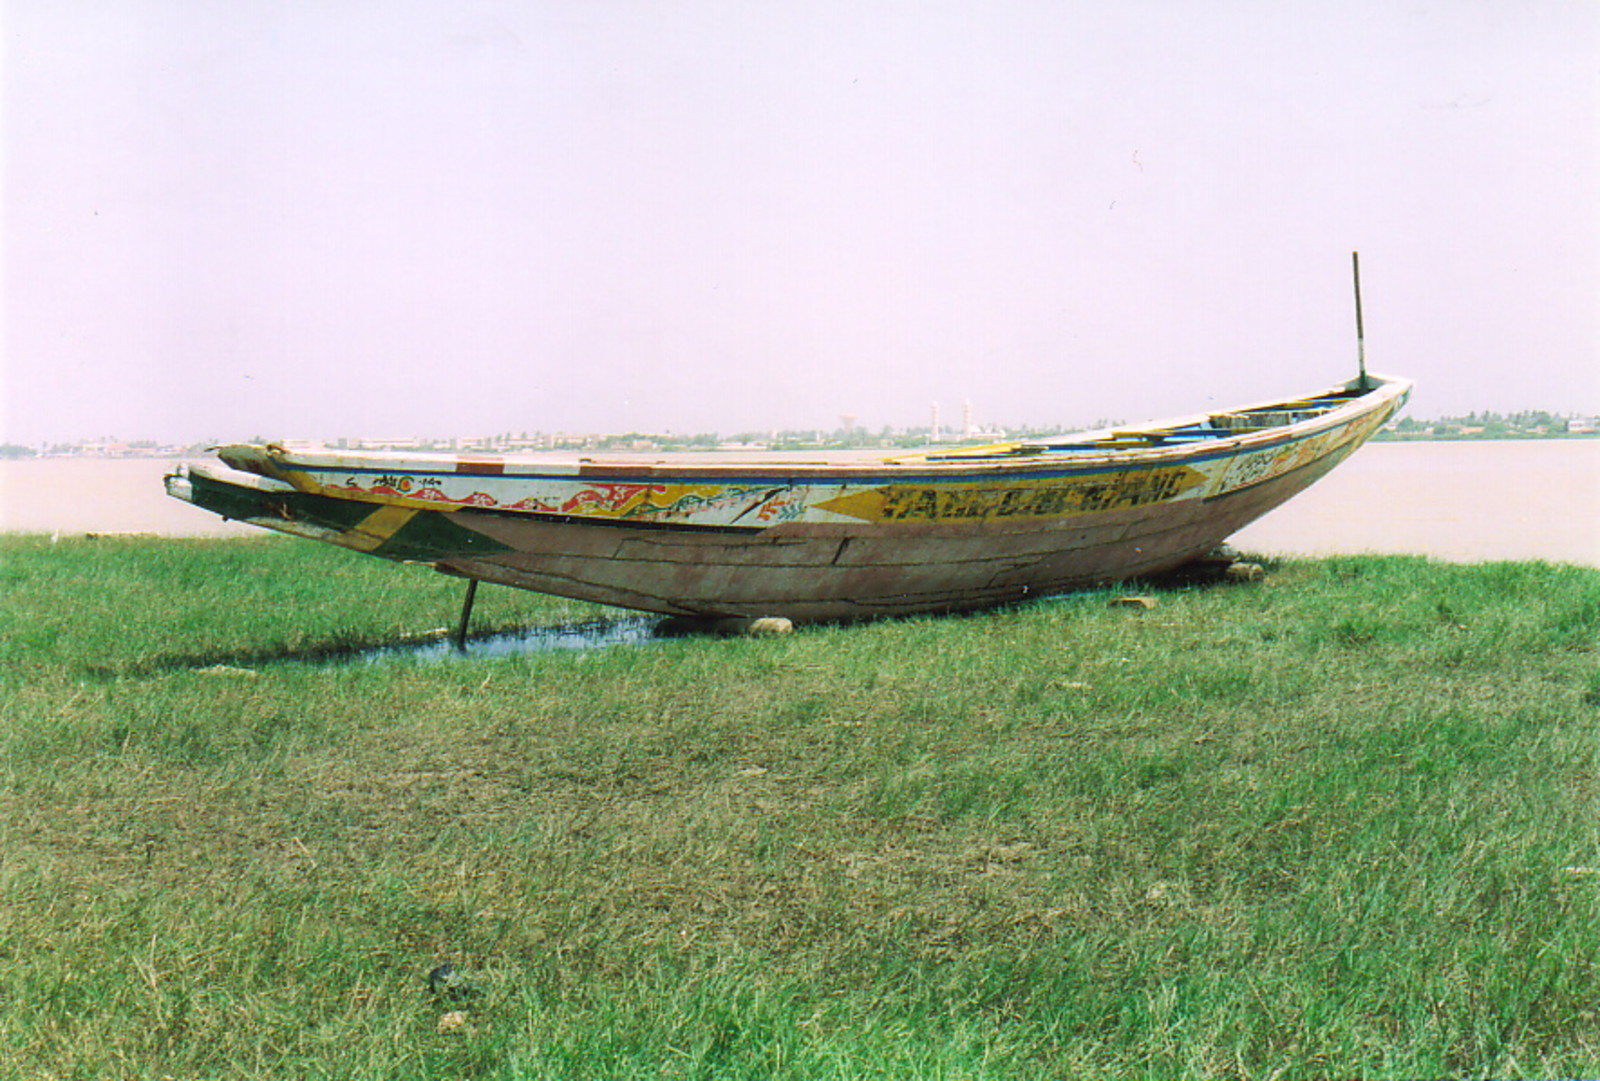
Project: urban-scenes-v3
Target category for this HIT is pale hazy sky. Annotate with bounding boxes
[4,0,1597,444]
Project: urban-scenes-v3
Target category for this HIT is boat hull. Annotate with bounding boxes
[427,436,1362,619]
[165,374,1409,621]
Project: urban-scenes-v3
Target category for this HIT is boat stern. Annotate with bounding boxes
[164,459,514,562]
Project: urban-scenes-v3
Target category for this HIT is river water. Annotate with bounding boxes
[2,441,1596,566]
[1230,439,1598,566]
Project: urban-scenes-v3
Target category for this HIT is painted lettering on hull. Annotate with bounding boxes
[815,465,1206,524]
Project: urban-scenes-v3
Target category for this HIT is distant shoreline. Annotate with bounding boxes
[5,430,1597,461]
[1371,431,1599,443]
[5,442,1597,566]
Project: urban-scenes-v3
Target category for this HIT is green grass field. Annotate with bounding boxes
[2,534,1598,1079]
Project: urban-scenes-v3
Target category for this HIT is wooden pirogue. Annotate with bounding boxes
[164,372,1410,622]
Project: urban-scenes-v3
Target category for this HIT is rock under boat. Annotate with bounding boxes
[165,371,1411,622]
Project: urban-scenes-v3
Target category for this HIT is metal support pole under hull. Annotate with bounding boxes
[454,578,479,650]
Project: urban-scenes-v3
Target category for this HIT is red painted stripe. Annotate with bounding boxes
[578,464,650,478]
[456,459,505,475]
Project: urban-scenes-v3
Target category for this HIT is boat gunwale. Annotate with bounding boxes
[221,374,1411,488]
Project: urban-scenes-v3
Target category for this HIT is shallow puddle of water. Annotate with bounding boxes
[336,615,662,666]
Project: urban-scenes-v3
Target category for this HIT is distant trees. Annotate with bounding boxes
[1378,410,1593,440]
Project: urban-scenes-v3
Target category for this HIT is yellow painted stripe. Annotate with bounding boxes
[340,503,419,553]
[814,465,1207,524]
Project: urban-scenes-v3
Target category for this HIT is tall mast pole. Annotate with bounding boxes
[1352,251,1369,389]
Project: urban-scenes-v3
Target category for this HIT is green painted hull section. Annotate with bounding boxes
[183,470,514,561]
